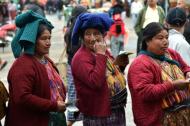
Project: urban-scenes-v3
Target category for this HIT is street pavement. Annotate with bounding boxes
[0,13,137,126]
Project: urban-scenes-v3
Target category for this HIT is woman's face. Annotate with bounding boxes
[177,0,186,9]
[146,29,169,55]
[147,0,157,6]
[35,29,51,57]
[83,28,103,51]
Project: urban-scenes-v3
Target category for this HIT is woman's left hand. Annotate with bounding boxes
[185,72,190,79]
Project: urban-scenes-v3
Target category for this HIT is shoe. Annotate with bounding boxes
[0,60,7,70]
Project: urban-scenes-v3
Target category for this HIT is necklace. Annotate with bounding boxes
[39,59,47,64]
[34,56,47,64]
[149,54,177,80]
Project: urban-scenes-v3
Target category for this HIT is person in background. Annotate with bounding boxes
[169,0,178,9]
[130,0,143,26]
[166,7,190,65]
[55,0,64,20]
[71,12,128,126]
[124,0,131,17]
[134,0,165,55]
[177,0,190,44]
[80,0,89,9]
[5,10,67,126]
[128,22,190,126]
[22,1,45,17]
[108,0,124,18]
[177,0,187,9]
[46,0,54,15]
[64,5,88,126]
[157,0,166,11]
[0,58,7,70]
[108,7,127,58]
[8,0,17,21]
[102,0,112,10]
[0,2,9,25]
[63,0,77,29]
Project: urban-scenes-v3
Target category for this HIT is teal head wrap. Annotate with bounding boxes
[11,10,54,58]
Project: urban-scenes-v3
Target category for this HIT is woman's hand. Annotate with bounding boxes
[185,72,190,79]
[94,41,106,55]
[172,79,190,90]
[57,101,66,112]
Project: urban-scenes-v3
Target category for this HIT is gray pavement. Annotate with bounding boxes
[0,13,137,126]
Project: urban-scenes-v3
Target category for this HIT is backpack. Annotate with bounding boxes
[109,14,126,57]
[109,14,125,37]
[0,81,9,120]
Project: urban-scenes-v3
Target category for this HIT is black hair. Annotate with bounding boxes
[64,6,88,64]
[166,7,186,27]
[36,24,52,39]
[141,22,168,50]
[64,6,88,43]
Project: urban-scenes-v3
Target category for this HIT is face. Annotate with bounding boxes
[80,0,88,7]
[147,0,157,6]
[146,29,169,55]
[35,29,51,57]
[83,28,103,51]
[177,0,186,9]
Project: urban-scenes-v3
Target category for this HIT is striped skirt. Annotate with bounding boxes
[162,107,190,126]
[67,65,82,121]
[83,107,126,126]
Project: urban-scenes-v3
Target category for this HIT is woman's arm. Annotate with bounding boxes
[128,59,175,102]
[169,48,190,74]
[72,53,107,90]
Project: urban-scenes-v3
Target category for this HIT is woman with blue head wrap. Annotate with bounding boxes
[5,10,67,126]
[71,12,128,126]
[64,5,88,126]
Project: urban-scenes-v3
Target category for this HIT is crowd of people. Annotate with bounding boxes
[1,0,190,126]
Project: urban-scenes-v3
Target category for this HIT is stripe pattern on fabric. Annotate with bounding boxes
[83,107,126,126]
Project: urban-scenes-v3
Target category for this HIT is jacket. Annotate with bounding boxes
[128,49,190,126]
[5,54,62,126]
[71,45,111,117]
[134,6,165,35]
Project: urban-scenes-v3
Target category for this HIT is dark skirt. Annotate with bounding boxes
[162,107,190,126]
[48,112,67,126]
[83,107,126,126]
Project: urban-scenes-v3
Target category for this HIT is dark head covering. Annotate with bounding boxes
[71,13,114,45]
[166,7,186,27]
[71,5,87,19]
[11,10,54,58]
[64,5,88,65]
[67,5,87,27]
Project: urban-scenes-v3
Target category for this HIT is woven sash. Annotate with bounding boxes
[106,58,127,108]
[160,61,190,109]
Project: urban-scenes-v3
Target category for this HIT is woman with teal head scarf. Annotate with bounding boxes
[5,11,67,126]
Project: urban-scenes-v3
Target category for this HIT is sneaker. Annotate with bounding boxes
[0,60,7,70]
